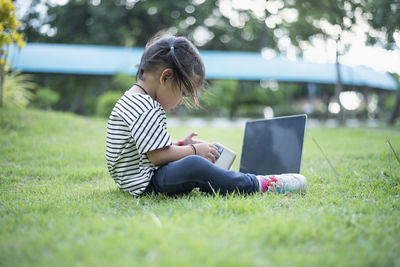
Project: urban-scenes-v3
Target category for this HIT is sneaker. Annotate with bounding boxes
[257,173,307,194]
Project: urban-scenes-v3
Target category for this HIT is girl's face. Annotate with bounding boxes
[156,69,191,112]
[157,82,185,112]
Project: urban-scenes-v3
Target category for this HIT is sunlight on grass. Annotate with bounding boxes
[1,109,399,266]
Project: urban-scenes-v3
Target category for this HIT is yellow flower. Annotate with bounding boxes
[0,0,25,45]
[3,34,11,44]
[0,0,25,69]
[17,36,25,48]
[0,1,14,21]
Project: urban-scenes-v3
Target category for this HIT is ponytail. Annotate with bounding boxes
[136,35,205,107]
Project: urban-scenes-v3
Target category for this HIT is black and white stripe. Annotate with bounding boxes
[106,92,172,195]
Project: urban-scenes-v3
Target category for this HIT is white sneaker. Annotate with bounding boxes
[257,173,307,194]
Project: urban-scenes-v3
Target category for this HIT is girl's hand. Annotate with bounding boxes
[182,132,203,145]
[193,143,220,163]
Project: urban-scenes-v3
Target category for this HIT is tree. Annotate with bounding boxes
[360,0,400,125]
[363,0,400,50]
[16,0,400,120]
[19,0,275,52]
[17,0,280,116]
[267,0,362,124]
[0,0,25,108]
[264,0,400,124]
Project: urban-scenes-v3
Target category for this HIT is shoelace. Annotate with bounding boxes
[266,176,278,188]
[263,176,289,193]
[266,176,281,193]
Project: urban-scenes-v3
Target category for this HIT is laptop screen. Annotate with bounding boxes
[239,114,307,175]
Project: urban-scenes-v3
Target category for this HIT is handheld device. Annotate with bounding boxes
[214,143,236,170]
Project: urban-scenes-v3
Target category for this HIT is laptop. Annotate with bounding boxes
[239,114,307,175]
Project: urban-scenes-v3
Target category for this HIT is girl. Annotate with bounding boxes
[106,35,306,196]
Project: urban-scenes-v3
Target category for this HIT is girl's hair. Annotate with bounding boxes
[136,35,205,106]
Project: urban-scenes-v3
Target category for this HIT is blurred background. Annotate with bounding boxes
[2,0,400,125]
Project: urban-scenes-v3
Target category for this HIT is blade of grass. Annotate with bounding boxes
[309,134,370,232]
[310,134,370,233]
[387,138,394,179]
[310,134,346,202]
[387,138,400,165]
[208,181,218,196]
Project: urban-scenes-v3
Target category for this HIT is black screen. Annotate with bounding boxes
[239,115,306,175]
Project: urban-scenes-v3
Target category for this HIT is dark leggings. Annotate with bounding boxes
[144,155,259,196]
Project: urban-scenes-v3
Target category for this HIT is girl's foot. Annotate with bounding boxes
[257,173,307,194]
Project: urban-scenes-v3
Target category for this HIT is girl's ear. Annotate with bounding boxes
[160,68,174,86]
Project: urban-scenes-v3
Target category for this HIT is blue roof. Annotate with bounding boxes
[8,43,398,90]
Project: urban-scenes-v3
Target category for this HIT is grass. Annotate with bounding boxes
[0,108,399,267]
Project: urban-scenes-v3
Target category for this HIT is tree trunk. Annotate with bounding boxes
[334,44,345,125]
[307,83,317,114]
[388,88,400,125]
[323,93,330,119]
[258,9,270,52]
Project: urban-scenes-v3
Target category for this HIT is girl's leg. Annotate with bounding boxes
[147,155,259,196]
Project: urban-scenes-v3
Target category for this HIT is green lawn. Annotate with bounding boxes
[1,109,399,267]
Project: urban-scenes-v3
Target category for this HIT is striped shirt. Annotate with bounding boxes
[106,91,172,195]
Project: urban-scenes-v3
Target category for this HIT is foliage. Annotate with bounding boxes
[387,73,400,125]
[271,0,400,124]
[32,87,60,109]
[16,0,400,120]
[112,72,135,91]
[0,0,25,48]
[31,74,113,115]
[195,80,305,118]
[0,0,25,107]
[3,71,36,108]
[27,72,135,115]
[96,91,123,118]
[282,0,357,46]
[0,109,400,266]
[385,94,398,112]
[362,0,400,49]
[19,0,400,55]
[20,0,272,52]
[199,80,239,116]
[276,0,400,54]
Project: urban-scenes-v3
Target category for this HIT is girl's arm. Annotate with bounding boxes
[147,143,219,166]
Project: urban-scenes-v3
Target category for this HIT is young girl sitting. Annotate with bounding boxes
[106,35,306,196]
